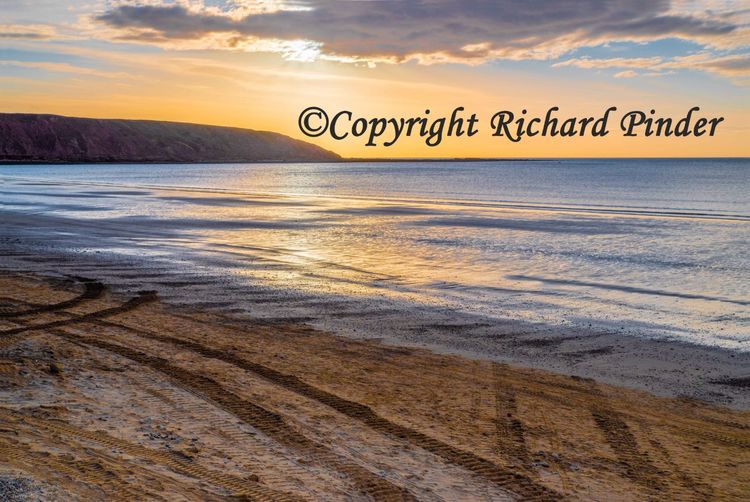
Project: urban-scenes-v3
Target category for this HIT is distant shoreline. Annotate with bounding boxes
[1,156,748,165]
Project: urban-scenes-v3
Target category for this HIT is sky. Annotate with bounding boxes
[0,0,748,158]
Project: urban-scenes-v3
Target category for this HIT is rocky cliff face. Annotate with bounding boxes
[0,114,340,163]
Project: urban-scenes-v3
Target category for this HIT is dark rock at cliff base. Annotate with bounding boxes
[0,113,340,163]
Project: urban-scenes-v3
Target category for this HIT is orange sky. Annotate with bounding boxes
[1,1,748,158]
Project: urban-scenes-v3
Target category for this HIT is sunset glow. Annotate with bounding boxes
[1,1,748,157]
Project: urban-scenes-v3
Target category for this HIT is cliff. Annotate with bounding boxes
[0,114,340,163]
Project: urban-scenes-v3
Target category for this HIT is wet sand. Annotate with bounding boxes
[0,272,748,501]
[1,232,747,410]
[0,170,748,412]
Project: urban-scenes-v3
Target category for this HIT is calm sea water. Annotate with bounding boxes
[1,159,748,349]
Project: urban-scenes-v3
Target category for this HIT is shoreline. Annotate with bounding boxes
[0,270,748,500]
[0,238,748,410]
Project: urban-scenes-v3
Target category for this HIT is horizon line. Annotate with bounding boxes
[2,156,748,166]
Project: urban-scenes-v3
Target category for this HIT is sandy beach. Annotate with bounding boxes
[0,161,747,501]
[1,272,748,501]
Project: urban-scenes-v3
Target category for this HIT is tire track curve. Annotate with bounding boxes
[0,290,156,337]
[0,278,104,319]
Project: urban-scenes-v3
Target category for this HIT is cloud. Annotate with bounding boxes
[0,23,58,40]
[553,57,665,69]
[614,70,639,78]
[93,1,748,65]
[554,52,750,79]
[0,61,133,79]
[670,52,750,76]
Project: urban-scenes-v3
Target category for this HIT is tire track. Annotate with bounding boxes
[4,286,744,502]
[467,363,482,428]
[0,409,295,502]
[493,363,530,467]
[645,435,714,502]
[42,328,415,502]
[591,406,665,491]
[94,321,563,501]
[13,281,747,499]
[111,307,750,445]
[126,372,351,498]
[492,381,750,449]
[536,404,571,494]
[471,371,750,447]
[0,290,156,337]
[0,436,146,501]
[0,278,104,318]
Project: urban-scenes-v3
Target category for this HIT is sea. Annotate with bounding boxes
[0,158,748,350]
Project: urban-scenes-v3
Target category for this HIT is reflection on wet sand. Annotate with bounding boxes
[0,171,748,349]
[0,160,748,409]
